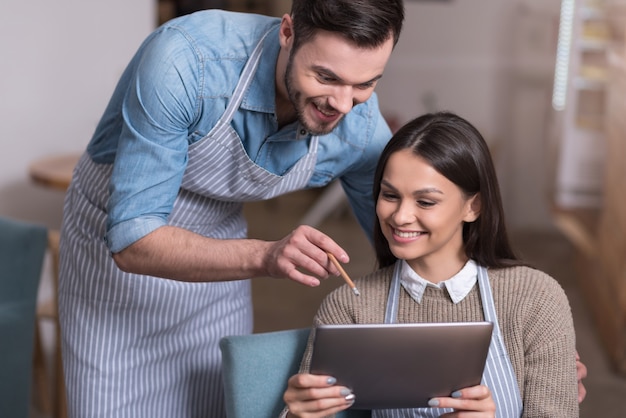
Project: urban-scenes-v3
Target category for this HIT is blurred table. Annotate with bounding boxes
[28,153,79,418]
[29,153,80,191]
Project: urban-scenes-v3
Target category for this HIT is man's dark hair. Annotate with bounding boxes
[290,0,404,52]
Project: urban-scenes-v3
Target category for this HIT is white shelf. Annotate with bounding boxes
[579,38,609,50]
[552,0,609,209]
[580,6,606,20]
[573,76,607,89]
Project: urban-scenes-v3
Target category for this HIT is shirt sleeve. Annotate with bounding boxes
[106,27,202,253]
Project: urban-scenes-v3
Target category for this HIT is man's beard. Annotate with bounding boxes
[284,54,341,136]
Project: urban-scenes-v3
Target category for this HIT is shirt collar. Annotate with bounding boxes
[241,24,281,114]
[400,259,478,304]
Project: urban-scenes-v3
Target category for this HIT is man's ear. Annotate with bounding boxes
[464,193,481,223]
[279,14,294,49]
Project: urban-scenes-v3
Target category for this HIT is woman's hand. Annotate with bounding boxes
[283,373,355,418]
[429,384,496,417]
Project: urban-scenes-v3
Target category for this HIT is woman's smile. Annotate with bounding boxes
[392,228,426,241]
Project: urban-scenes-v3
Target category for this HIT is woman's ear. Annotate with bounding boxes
[464,193,481,223]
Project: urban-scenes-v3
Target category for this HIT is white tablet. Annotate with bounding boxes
[309,322,493,409]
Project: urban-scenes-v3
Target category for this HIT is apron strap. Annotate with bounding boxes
[477,266,523,417]
[216,29,272,127]
[380,261,524,417]
[182,25,319,200]
[384,261,403,324]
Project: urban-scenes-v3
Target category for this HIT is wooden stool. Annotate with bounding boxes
[29,153,80,418]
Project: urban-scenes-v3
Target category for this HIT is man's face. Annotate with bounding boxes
[283,30,394,135]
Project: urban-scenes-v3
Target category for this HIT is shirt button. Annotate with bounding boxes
[300,129,307,136]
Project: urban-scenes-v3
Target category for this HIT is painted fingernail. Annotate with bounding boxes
[327,377,337,385]
[451,390,462,398]
[344,393,355,401]
[340,388,351,396]
[427,399,439,407]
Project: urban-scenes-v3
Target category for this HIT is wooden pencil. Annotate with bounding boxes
[327,252,360,296]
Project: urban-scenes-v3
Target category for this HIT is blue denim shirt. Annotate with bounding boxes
[86,10,391,253]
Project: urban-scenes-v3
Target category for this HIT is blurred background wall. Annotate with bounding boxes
[4,2,626,417]
[376,0,562,231]
[1,0,564,232]
[0,0,564,232]
[0,0,155,230]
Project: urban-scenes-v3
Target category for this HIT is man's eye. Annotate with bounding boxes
[356,82,375,90]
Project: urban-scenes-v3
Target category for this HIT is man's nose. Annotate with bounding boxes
[327,86,355,114]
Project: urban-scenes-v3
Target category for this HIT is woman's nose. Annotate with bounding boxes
[392,200,415,225]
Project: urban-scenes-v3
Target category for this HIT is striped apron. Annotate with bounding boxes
[58,29,319,418]
[373,262,523,418]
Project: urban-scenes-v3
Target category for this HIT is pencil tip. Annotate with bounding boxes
[352,287,360,296]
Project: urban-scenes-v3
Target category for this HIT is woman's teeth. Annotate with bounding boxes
[394,230,423,238]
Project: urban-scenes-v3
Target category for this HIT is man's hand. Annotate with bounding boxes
[264,225,349,286]
[576,351,588,403]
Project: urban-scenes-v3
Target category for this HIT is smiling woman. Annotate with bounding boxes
[281,112,580,418]
[376,148,480,282]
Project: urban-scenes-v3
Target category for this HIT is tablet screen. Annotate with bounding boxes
[309,322,493,409]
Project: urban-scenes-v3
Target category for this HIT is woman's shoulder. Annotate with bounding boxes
[488,265,562,288]
[359,264,395,282]
[487,265,571,312]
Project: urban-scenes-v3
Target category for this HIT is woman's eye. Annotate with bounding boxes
[417,200,435,208]
[381,192,398,200]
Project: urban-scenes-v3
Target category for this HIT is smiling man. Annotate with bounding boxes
[277,27,393,135]
[58,1,405,417]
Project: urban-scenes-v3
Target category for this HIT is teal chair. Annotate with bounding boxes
[0,216,48,418]
[219,328,371,418]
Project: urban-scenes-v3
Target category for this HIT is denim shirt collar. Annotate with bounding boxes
[240,24,280,114]
[400,259,478,304]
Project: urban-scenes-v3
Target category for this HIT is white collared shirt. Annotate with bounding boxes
[399,259,478,304]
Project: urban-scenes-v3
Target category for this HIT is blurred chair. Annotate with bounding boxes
[0,216,48,418]
[28,153,77,418]
[219,328,370,418]
[32,229,66,418]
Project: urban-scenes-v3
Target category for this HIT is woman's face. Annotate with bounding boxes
[376,149,480,279]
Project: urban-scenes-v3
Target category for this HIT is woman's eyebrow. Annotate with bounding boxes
[380,180,443,195]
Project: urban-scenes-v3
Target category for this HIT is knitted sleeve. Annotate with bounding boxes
[500,268,579,417]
